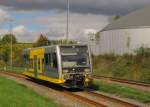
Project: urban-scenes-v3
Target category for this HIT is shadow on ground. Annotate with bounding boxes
[26,77,99,92]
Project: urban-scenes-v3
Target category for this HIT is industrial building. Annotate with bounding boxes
[97,6,150,55]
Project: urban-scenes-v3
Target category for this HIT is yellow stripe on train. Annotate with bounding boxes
[23,71,65,84]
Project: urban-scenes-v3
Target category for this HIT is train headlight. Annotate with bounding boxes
[63,70,69,73]
[85,73,92,79]
[85,78,90,82]
[84,69,90,72]
[85,74,93,83]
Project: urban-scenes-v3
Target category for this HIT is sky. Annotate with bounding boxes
[0,0,150,42]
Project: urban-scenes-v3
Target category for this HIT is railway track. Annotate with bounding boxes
[63,90,142,107]
[94,75,150,87]
[0,71,27,79]
[63,91,106,107]
[0,71,106,107]
[0,71,142,107]
[83,90,139,107]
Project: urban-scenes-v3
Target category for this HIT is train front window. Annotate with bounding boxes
[62,54,89,68]
[60,46,90,68]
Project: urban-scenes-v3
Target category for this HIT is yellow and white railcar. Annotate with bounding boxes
[23,45,92,88]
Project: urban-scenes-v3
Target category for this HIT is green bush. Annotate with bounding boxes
[135,47,150,57]
[93,49,150,83]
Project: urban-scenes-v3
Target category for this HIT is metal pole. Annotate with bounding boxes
[66,0,70,42]
[9,21,13,68]
[11,29,12,68]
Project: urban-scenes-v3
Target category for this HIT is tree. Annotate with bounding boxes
[95,31,101,44]
[109,15,121,23]
[113,15,121,21]
[0,37,1,45]
[95,31,100,40]
[1,34,17,44]
[34,34,50,47]
[0,45,10,64]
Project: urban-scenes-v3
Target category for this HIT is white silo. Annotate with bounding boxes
[99,6,150,55]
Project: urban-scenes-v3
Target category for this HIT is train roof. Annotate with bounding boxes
[23,44,88,52]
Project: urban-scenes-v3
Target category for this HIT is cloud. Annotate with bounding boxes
[0,26,35,42]
[8,12,108,42]
[0,28,8,35]
[33,12,109,41]
[0,0,150,15]
[12,25,36,42]
[84,29,97,35]
[12,25,29,36]
[0,9,11,23]
[1,1,149,42]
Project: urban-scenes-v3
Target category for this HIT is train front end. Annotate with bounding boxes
[60,45,93,88]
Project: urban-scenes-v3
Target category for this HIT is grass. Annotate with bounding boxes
[0,66,25,74]
[94,80,150,103]
[0,76,58,107]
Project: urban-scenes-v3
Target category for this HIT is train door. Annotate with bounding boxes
[34,56,38,78]
[37,57,43,73]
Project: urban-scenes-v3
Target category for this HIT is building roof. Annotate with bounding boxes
[101,6,150,31]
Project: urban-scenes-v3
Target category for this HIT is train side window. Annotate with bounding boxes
[30,59,33,68]
[32,59,34,68]
[52,53,58,68]
[45,54,49,65]
[44,53,52,66]
[48,54,52,66]
[42,59,44,68]
[30,59,31,68]
[38,59,40,70]
[42,59,44,63]
[24,54,29,64]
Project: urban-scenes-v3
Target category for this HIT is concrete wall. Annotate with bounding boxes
[98,28,150,55]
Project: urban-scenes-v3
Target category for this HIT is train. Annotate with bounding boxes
[23,44,93,88]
